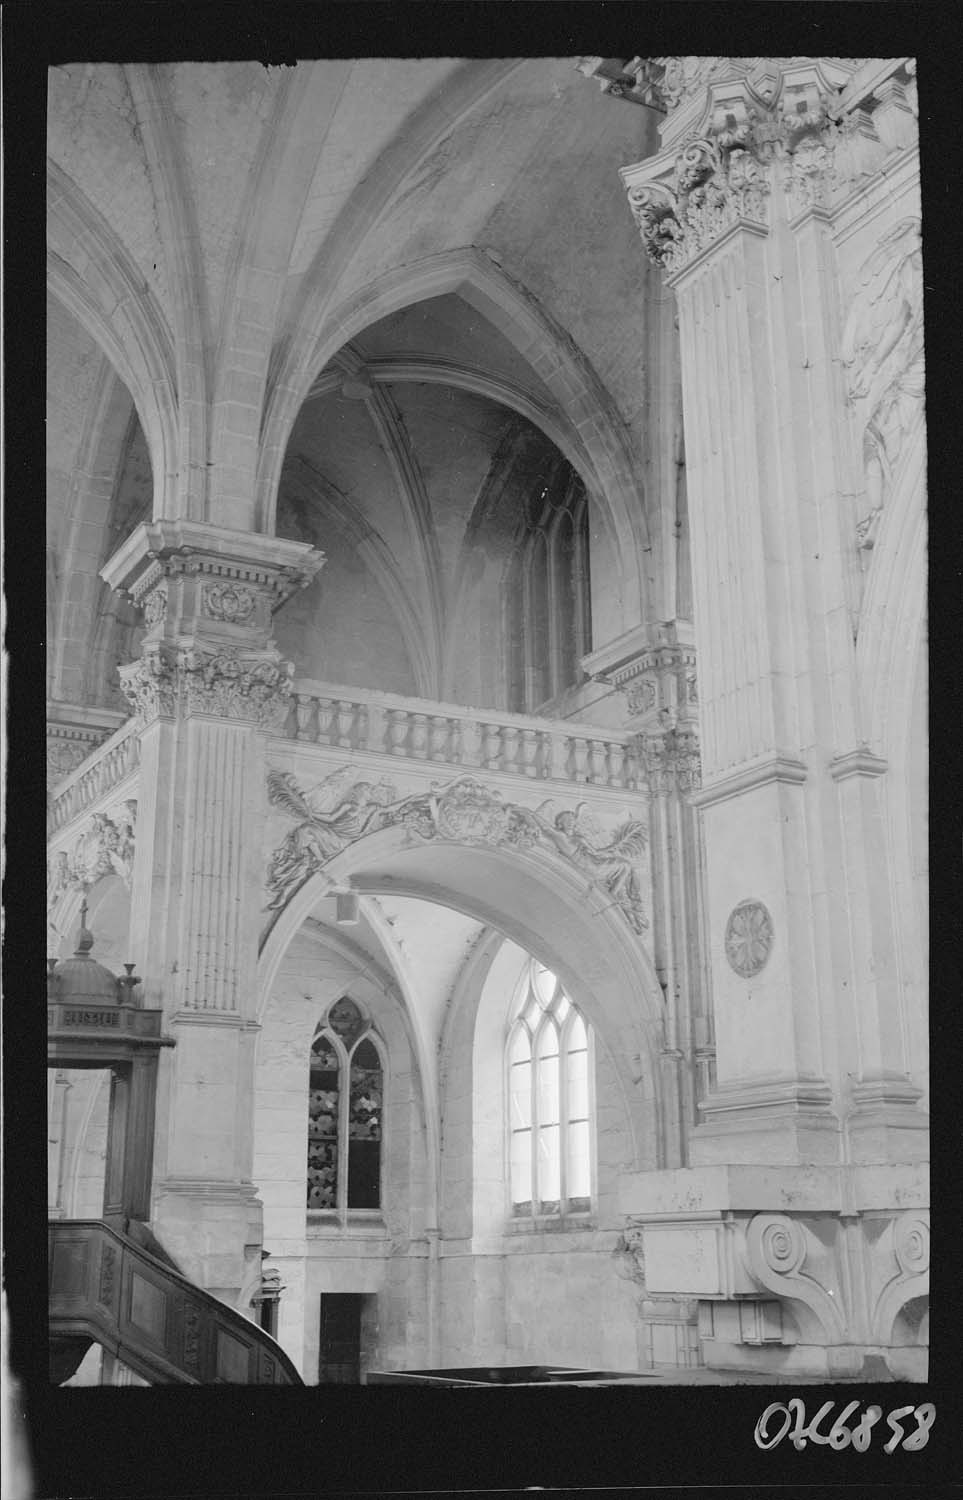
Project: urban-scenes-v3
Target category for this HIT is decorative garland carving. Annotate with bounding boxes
[202,581,256,624]
[47,801,138,904]
[266,767,649,933]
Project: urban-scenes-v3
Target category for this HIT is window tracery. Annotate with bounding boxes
[308,999,383,1216]
[505,470,591,712]
[507,961,592,1219]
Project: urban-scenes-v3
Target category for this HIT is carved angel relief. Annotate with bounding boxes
[841,218,924,552]
[265,767,649,933]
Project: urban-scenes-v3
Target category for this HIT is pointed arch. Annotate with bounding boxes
[258,249,649,628]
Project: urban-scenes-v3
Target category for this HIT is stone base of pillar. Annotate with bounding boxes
[151,1179,263,1299]
[689,1077,840,1166]
[637,1298,701,1369]
[846,1077,929,1164]
[618,1164,929,1381]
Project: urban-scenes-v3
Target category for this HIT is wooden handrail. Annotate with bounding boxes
[49,1219,303,1385]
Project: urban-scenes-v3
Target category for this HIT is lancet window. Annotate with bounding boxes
[507,961,593,1219]
[307,998,383,1216]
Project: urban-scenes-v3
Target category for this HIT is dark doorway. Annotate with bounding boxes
[318,1293,365,1384]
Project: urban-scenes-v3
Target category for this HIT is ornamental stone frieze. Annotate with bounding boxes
[614,58,917,277]
[118,643,296,730]
[264,765,650,934]
[47,800,138,905]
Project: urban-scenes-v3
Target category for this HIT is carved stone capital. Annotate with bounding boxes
[118,643,295,730]
[619,58,915,275]
[638,727,702,795]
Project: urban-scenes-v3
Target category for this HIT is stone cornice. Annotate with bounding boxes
[101,519,325,611]
[688,755,807,808]
[829,747,889,782]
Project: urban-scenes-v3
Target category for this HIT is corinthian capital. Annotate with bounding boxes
[618,58,915,274]
[119,643,295,730]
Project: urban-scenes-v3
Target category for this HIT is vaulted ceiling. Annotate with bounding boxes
[47,59,665,715]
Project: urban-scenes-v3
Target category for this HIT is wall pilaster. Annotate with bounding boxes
[619,56,926,1168]
[101,520,324,1294]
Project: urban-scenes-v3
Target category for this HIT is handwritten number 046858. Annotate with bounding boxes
[754,1399,935,1453]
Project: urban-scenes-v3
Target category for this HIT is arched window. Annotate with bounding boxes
[307,998,383,1217]
[507,961,593,1219]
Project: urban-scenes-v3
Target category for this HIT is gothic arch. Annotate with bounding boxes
[257,249,649,628]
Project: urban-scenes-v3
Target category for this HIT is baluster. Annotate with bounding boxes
[386,709,409,755]
[588,739,608,783]
[569,736,589,781]
[451,717,468,765]
[363,701,382,752]
[517,727,539,778]
[295,694,317,741]
[355,703,370,750]
[607,741,626,788]
[410,713,429,759]
[316,697,335,744]
[339,700,358,748]
[481,722,501,769]
[500,725,520,774]
[428,715,449,762]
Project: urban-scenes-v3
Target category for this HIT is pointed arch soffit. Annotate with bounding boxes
[260,59,529,455]
[207,62,353,523]
[47,160,178,510]
[283,455,435,697]
[123,65,210,520]
[258,775,660,1024]
[332,345,446,697]
[260,248,648,624]
[50,362,133,702]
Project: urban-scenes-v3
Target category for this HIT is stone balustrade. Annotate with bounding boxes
[47,721,141,836]
[277,679,640,790]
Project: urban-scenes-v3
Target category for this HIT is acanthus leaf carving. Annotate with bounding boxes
[265,767,649,934]
[118,645,294,729]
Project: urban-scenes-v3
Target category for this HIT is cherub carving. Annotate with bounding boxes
[528,800,649,933]
[266,767,400,908]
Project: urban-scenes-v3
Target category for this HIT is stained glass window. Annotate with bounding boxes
[507,961,593,1219]
[307,1004,383,1217]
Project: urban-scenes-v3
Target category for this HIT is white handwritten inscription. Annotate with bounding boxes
[754,1399,935,1453]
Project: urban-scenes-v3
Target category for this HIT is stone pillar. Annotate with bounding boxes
[101,519,324,1295]
[585,621,710,1169]
[620,56,926,1167]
